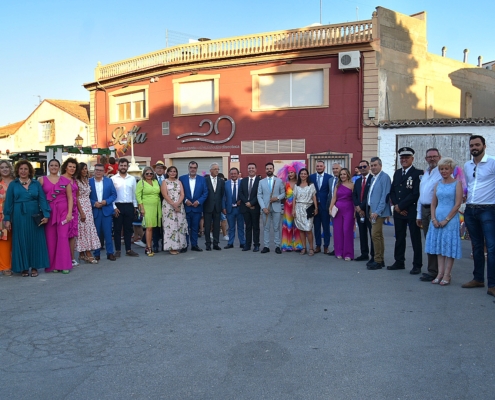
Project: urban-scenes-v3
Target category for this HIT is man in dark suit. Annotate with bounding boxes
[352,160,374,262]
[388,147,424,274]
[89,163,118,261]
[203,162,226,251]
[179,161,209,252]
[223,167,245,249]
[310,160,332,254]
[239,162,261,252]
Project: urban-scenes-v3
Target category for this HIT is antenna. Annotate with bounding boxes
[34,95,41,105]
[356,6,359,21]
[320,0,322,24]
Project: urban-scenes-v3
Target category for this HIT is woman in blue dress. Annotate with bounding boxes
[425,158,463,286]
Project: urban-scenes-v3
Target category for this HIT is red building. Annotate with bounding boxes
[84,20,375,175]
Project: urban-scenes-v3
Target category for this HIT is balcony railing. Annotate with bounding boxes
[95,20,374,81]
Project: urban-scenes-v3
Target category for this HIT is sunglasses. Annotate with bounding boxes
[145,172,154,175]
[357,166,368,169]
[473,166,476,178]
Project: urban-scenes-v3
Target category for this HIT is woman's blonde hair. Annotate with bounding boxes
[437,157,456,169]
[0,160,14,179]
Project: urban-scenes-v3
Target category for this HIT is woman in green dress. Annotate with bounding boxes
[3,160,51,277]
[136,167,162,257]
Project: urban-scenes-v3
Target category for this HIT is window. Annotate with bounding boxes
[162,121,170,135]
[109,85,149,124]
[173,74,220,116]
[39,120,54,142]
[251,64,330,111]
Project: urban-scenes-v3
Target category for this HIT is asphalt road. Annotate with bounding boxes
[1,224,494,400]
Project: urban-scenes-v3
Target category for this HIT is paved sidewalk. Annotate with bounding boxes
[1,225,494,400]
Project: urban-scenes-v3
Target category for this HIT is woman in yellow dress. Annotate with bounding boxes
[136,167,162,256]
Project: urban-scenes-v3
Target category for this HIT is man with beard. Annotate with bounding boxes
[462,135,495,297]
[111,158,139,257]
[310,160,332,254]
[416,148,442,282]
[388,147,423,274]
[257,162,286,254]
[239,163,261,252]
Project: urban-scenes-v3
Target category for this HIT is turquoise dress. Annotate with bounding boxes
[425,181,462,259]
[3,179,51,272]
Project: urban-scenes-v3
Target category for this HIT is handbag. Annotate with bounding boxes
[32,212,44,226]
[331,206,338,218]
[306,204,316,218]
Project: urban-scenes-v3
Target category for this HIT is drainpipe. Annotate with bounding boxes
[441,46,447,57]
[463,49,469,63]
[478,56,483,67]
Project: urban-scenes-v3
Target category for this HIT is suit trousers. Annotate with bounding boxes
[393,217,423,268]
[93,210,114,257]
[152,226,163,249]
[227,207,245,246]
[263,210,282,248]
[357,215,374,258]
[313,205,330,248]
[185,212,201,247]
[421,205,438,276]
[204,210,221,246]
[371,217,385,263]
[243,208,260,247]
[113,203,134,252]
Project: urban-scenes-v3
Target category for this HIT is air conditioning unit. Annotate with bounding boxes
[338,51,360,70]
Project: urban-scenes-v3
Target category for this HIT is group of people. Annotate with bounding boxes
[0,135,493,298]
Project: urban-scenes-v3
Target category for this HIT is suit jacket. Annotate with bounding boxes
[89,177,117,217]
[179,174,209,213]
[203,175,225,213]
[310,172,332,206]
[239,176,261,213]
[223,179,242,214]
[257,176,285,213]
[325,175,339,210]
[368,171,392,217]
[352,174,373,213]
[389,166,423,219]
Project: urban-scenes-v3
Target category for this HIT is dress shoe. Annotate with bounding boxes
[253,246,260,252]
[153,246,160,253]
[328,250,335,256]
[420,274,435,282]
[461,280,485,288]
[95,256,100,261]
[410,267,421,275]
[240,244,245,249]
[275,247,282,254]
[242,246,251,251]
[114,251,121,258]
[191,246,202,252]
[213,245,221,250]
[366,259,375,267]
[126,250,139,257]
[355,255,369,262]
[107,254,117,261]
[324,247,329,254]
[205,245,212,251]
[180,247,188,253]
[487,287,495,297]
[367,261,384,270]
[387,264,405,270]
[314,246,321,254]
[261,247,270,253]
[224,244,234,249]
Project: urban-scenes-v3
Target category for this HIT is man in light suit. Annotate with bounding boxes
[366,157,391,270]
[257,162,286,254]
[239,163,261,252]
[203,162,226,251]
[223,167,245,249]
[352,160,374,263]
[310,160,332,254]
[89,163,118,261]
[326,163,342,256]
[179,161,208,252]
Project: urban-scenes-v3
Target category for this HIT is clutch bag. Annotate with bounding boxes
[306,204,316,218]
[331,206,338,218]
[32,213,44,226]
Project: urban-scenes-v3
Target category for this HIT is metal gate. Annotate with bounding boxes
[308,152,351,172]
[396,134,471,171]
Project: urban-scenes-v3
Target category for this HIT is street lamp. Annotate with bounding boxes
[127,130,141,177]
[74,134,84,147]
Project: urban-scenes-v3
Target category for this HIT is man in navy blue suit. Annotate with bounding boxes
[89,163,117,261]
[179,161,208,252]
[310,160,332,254]
[223,167,245,249]
[352,160,374,262]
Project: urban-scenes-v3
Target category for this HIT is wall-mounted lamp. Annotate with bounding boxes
[74,134,84,147]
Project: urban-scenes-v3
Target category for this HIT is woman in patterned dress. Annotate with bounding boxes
[75,162,100,264]
[161,166,188,255]
[0,160,14,275]
[61,157,79,267]
[280,164,304,251]
[293,168,318,255]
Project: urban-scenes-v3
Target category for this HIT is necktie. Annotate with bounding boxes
[233,181,237,204]
[269,177,273,190]
[248,178,253,197]
[360,177,366,201]
[402,169,406,176]
[318,174,322,189]
[212,177,217,191]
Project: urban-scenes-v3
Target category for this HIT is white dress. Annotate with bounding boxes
[293,184,316,231]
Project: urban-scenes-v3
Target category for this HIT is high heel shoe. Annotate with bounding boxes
[440,275,451,286]
[432,276,443,284]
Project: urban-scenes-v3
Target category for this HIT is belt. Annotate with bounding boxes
[422,204,431,209]
[466,204,495,209]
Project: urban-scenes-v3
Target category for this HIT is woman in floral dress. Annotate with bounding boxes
[75,162,100,264]
[61,157,79,267]
[279,163,304,251]
[161,166,188,255]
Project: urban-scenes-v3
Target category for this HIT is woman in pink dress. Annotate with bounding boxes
[61,157,79,267]
[75,162,100,264]
[39,159,73,273]
[328,168,355,261]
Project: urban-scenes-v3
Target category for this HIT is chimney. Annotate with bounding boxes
[463,49,469,63]
[442,46,447,57]
[478,56,483,67]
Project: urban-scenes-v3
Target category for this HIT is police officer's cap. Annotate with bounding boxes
[398,147,415,157]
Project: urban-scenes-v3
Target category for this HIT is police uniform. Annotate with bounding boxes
[388,147,424,272]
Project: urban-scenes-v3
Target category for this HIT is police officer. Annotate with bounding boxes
[388,147,424,274]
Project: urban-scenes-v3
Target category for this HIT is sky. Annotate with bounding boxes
[1,0,493,127]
